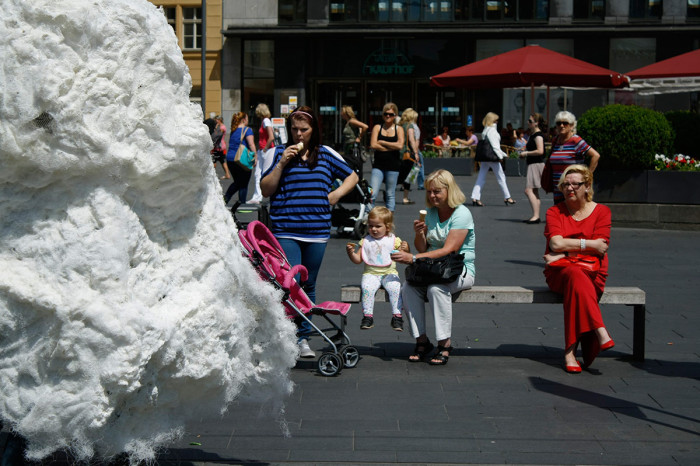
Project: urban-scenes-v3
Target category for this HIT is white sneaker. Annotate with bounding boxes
[298,339,315,358]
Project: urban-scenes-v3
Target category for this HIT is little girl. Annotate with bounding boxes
[346,207,409,331]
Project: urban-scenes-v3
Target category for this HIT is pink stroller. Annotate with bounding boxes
[238,220,359,376]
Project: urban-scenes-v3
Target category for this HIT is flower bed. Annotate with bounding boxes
[654,154,700,172]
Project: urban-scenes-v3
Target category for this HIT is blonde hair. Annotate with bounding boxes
[341,105,356,119]
[482,112,499,127]
[383,102,399,116]
[368,206,394,233]
[255,103,271,119]
[399,108,418,125]
[424,170,467,208]
[558,164,594,202]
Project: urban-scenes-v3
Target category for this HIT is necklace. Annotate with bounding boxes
[567,202,591,221]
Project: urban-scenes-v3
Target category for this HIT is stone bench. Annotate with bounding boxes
[340,285,647,361]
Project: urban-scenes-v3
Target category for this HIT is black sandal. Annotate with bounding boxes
[409,339,434,362]
[429,345,453,365]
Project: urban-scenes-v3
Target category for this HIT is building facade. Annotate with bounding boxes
[149,0,224,117]
[222,0,699,147]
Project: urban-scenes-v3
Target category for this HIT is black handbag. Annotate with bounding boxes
[405,253,465,285]
[475,139,499,162]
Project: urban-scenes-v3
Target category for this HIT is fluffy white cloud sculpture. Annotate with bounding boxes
[0,0,297,462]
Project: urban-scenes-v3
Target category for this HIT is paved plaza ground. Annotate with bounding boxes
[3,167,699,465]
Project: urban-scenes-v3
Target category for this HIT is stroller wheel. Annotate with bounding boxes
[317,352,343,376]
[341,346,360,368]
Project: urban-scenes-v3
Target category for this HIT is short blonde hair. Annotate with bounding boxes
[558,164,594,202]
[399,108,418,125]
[255,103,271,119]
[368,206,394,233]
[424,170,467,208]
[482,112,499,127]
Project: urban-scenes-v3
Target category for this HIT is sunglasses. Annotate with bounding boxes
[528,119,535,123]
[383,112,395,117]
[556,121,571,126]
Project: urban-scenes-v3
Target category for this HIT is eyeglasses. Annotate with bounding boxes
[383,112,395,117]
[561,182,585,190]
[556,121,571,126]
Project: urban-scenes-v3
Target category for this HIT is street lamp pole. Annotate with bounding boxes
[201,0,207,115]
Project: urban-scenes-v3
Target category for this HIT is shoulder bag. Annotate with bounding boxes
[475,139,499,162]
[234,128,255,171]
[541,158,553,193]
[405,252,465,285]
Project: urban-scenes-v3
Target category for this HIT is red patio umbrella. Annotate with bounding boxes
[627,48,700,95]
[430,45,629,89]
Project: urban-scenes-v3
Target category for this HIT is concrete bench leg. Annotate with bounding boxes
[632,304,646,362]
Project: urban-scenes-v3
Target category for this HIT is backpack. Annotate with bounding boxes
[211,127,224,151]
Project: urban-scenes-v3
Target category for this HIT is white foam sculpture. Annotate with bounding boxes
[0,0,297,462]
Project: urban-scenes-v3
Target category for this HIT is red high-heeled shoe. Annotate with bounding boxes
[600,339,615,351]
[565,361,582,374]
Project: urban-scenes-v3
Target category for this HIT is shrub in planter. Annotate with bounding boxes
[577,104,674,170]
[422,150,439,158]
[665,111,700,158]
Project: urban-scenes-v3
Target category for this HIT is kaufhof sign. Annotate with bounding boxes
[363,48,415,76]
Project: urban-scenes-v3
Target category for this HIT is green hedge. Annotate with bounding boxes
[665,111,700,158]
[577,104,674,170]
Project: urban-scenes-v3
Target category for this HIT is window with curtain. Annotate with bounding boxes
[182,7,202,50]
[279,0,307,23]
[338,0,548,22]
[689,0,700,19]
[630,0,662,19]
[573,0,605,20]
[330,1,360,21]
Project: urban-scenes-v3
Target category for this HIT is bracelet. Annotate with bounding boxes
[580,238,586,251]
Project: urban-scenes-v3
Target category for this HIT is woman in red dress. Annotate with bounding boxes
[543,164,614,373]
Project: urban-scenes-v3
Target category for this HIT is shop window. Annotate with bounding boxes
[630,0,662,19]
[573,0,605,20]
[279,0,307,23]
[183,7,202,50]
[689,0,700,19]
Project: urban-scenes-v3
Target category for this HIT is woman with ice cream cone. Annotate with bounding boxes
[261,106,359,358]
[391,170,475,366]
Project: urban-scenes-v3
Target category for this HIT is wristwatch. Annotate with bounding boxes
[412,255,417,263]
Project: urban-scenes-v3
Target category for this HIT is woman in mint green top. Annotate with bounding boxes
[392,169,475,366]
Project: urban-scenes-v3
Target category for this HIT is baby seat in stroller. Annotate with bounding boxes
[237,220,359,376]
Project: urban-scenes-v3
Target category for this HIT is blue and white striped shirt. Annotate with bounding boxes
[263,145,354,242]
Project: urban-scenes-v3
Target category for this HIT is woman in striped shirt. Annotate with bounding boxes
[261,106,358,358]
[548,111,601,204]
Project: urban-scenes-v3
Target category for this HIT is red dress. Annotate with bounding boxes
[543,203,611,349]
